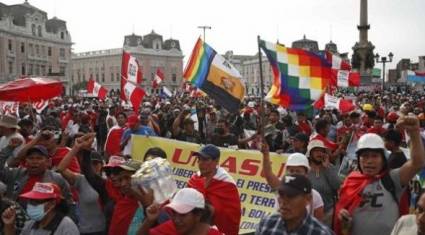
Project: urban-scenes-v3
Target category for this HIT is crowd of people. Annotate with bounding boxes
[0,87,425,234]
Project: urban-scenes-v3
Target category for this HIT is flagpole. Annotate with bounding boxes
[257,35,266,137]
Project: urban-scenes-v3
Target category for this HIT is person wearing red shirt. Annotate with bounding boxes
[367,118,386,136]
[296,112,312,136]
[104,112,127,158]
[336,115,353,144]
[139,188,223,235]
[108,160,153,235]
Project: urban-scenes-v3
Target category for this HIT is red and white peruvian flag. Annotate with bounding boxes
[0,101,19,116]
[325,51,351,70]
[324,93,355,114]
[331,70,360,87]
[87,79,108,100]
[33,100,49,114]
[152,68,164,89]
[122,81,145,113]
[121,51,143,101]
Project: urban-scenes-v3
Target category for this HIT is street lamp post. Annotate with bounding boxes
[197,26,211,42]
[375,52,394,91]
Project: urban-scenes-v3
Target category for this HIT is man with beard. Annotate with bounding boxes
[306,140,341,226]
[255,175,332,235]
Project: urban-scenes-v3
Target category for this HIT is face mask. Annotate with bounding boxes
[215,127,225,135]
[27,203,47,221]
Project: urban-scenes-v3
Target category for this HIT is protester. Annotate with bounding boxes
[391,189,425,235]
[0,115,25,156]
[255,175,332,235]
[2,182,79,235]
[306,139,341,226]
[121,114,156,157]
[138,188,222,235]
[334,115,425,235]
[108,159,153,235]
[0,181,27,234]
[188,144,241,235]
[261,143,325,221]
[104,111,127,158]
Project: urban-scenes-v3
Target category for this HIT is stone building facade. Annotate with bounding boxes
[71,31,183,95]
[0,1,72,93]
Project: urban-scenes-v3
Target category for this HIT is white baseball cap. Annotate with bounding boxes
[165,188,205,214]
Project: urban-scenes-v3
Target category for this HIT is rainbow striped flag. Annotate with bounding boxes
[259,39,332,111]
[184,38,245,112]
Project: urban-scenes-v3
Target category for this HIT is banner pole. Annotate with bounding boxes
[257,36,266,138]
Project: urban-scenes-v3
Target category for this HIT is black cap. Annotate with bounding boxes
[278,175,312,197]
[292,133,309,143]
[144,147,167,160]
[27,145,50,158]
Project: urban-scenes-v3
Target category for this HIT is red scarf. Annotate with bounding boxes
[333,171,386,235]
[149,220,223,235]
[188,169,241,235]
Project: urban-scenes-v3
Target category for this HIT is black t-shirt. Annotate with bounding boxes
[388,151,407,169]
[211,134,238,147]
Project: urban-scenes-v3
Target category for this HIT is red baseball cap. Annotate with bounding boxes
[127,114,140,128]
[103,155,126,169]
[19,182,63,201]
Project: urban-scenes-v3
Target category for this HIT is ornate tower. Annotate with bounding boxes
[352,0,375,84]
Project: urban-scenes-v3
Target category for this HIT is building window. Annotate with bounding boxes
[29,44,34,56]
[21,63,26,75]
[60,66,66,75]
[35,45,39,56]
[59,48,65,59]
[48,65,52,74]
[111,73,114,82]
[41,46,45,57]
[172,73,177,82]
[35,65,40,75]
[60,32,64,39]
[116,73,120,81]
[29,64,33,75]
[21,43,25,53]
[32,24,36,36]
[8,61,13,73]
[48,47,52,56]
[8,40,12,51]
[41,65,46,75]
[96,74,99,82]
[38,25,42,37]
[101,73,105,82]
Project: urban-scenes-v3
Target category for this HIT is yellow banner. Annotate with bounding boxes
[131,136,288,234]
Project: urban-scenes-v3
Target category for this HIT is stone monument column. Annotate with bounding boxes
[352,0,375,85]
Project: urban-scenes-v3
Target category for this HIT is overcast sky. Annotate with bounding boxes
[4,0,425,69]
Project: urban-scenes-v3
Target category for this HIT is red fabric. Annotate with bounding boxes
[333,171,386,235]
[367,127,386,136]
[120,51,143,101]
[87,79,108,100]
[108,196,138,235]
[61,112,72,130]
[0,77,63,102]
[21,175,42,194]
[105,179,122,203]
[51,147,81,173]
[188,174,241,235]
[104,126,125,156]
[298,121,312,136]
[150,220,223,235]
[311,134,338,151]
[337,125,352,141]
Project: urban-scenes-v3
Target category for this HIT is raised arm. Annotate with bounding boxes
[398,115,425,186]
[261,142,280,190]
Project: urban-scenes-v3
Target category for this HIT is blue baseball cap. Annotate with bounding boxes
[194,144,220,160]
